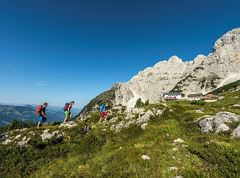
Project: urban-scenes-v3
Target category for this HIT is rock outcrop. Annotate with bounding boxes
[109,105,164,133]
[174,28,240,95]
[198,112,240,136]
[113,28,240,109]
[232,125,240,138]
[59,121,78,129]
[41,129,61,141]
[1,128,65,146]
[114,55,194,109]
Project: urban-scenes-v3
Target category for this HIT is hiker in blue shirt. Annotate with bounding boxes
[36,102,48,128]
[99,100,108,123]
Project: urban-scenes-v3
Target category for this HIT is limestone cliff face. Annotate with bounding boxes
[114,56,193,108]
[174,28,240,94]
[114,28,240,109]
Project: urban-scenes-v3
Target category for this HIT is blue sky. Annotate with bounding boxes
[0,0,239,108]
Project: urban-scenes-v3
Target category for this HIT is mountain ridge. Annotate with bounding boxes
[113,28,240,109]
[78,28,240,114]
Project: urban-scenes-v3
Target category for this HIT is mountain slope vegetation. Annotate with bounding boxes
[1,90,240,178]
[209,80,240,95]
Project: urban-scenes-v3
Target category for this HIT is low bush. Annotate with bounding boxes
[135,98,145,108]
[8,119,35,130]
[0,143,69,178]
[190,99,206,106]
[188,142,240,177]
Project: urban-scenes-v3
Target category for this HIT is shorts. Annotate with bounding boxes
[39,115,46,124]
[65,111,71,118]
[100,112,108,118]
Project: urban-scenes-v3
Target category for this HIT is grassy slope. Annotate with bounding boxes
[209,80,240,95]
[1,91,240,178]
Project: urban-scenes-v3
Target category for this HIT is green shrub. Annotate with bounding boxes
[51,122,62,126]
[188,142,240,177]
[89,112,101,123]
[28,135,47,149]
[0,144,69,178]
[8,119,34,130]
[190,99,205,106]
[144,100,150,106]
[0,126,8,134]
[135,98,144,108]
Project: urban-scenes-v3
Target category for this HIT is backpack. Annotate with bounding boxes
[36,105,42,115]
[63,103,69,111]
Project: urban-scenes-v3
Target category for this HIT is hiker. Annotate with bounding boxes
[63,101,75,123]
[98,100,108,123]
[36,102,48,128]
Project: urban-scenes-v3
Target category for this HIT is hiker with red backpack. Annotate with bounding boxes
[63,101,75,123]
[36,102,48,128]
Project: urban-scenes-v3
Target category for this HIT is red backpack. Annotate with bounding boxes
[63,103,69,111]
[36,105,42,115]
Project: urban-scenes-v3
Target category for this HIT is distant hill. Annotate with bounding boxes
[79,89,115,116]
[0,104,80,126]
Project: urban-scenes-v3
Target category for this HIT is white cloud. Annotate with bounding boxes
[35,81,47,86]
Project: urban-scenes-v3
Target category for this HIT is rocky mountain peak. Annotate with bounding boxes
[193,54,206,64]
[213,28,240,52]
[111,28,240,109]
[168,55,183,63]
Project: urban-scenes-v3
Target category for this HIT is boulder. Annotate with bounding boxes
[41,129,53,141]
[174,138,185,144]
[172,147,179,151]
[152,108,163,115]
[20,128,28,132]
[156,109,163,115]
[141,155,150,160]
[196,109,204,114]
[233,104,240,108]
[215,123,229,133]
[59,121,78,129]
[232,124,240,138]
[199,120,213,133]
[40,129,63,142]
[29,131,36,135]
[141,123,148,130]
[199,112,240,134]
[0,133,8,142]
[111,120,136,133]
[108,117,118,124]
[14,134,21,140]
[111,121,125,133]
[113,105,124,111]
[131,108,145,114]
[17,138,30,147]
[169,167,178,171]
[136,110,154,124]
[2,138,12,145]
